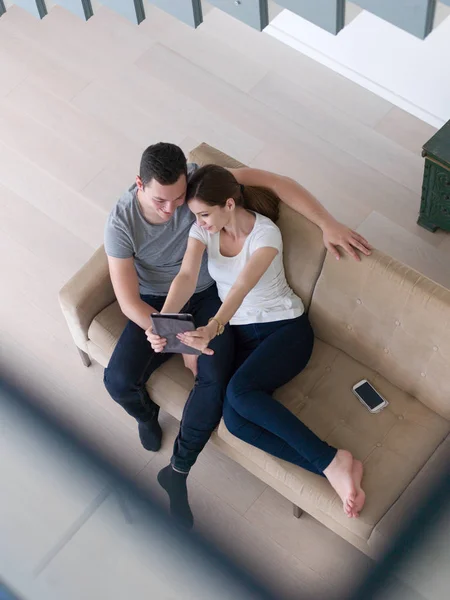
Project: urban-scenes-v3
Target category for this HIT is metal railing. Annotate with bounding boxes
[0,1,444,39]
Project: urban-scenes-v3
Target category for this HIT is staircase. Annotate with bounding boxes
[1,0,449,38]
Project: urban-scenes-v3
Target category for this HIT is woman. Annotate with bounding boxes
[152,165,365,519]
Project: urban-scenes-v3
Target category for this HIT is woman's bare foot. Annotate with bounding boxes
[323,450,356,517]
[350,459,366,518]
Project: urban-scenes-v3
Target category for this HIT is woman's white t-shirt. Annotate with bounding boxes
[189,212,304,325]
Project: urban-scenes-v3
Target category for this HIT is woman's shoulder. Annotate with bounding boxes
[189,221,219,246]
[189,221,208,243]
[253,212,282,235]
[255,212,280,231]
[249,213,282,251]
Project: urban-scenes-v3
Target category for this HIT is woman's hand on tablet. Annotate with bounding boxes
[177,325,215,355]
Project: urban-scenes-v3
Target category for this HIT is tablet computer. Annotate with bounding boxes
[150,313,201,355]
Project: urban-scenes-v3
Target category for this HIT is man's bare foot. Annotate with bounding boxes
[323,450,356,517]
[350,459,366,518]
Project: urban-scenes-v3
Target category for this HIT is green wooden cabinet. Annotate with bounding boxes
[418,119,450,233]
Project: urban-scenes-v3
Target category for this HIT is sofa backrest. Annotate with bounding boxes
[189,143,246,171]
[309,250,450,420]
[276,204,326,309]
[188,143,326,308]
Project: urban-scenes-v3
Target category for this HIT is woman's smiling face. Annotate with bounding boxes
[188,197,234,233]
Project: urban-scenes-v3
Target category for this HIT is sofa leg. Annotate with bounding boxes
[77,347,91,367]
[293,504,303,519]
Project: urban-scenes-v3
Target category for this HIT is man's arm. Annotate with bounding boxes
[229,167,371,261]
[107,256,156,331]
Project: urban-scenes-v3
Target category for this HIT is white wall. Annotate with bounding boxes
[265,7,450,128]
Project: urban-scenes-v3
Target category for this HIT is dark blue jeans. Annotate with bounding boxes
[224,314,337,475]
[104,284,234,472]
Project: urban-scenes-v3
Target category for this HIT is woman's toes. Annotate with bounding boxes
[352,459,366,516]
[323,450,357,517]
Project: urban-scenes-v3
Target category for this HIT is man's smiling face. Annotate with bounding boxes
[136,173,187,223]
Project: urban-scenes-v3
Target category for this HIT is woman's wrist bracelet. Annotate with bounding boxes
[208,317,225,336]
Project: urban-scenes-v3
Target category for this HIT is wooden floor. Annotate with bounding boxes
[1,3,448,599]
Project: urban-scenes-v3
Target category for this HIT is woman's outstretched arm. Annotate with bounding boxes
[178,247,278,354]
[146,237,206,353]
[212,247,278,328]
[161,237,206,314]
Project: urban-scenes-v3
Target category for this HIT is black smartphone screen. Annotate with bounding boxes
[356,382,384,410]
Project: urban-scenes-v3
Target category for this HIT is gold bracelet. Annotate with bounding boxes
[208,317,225,336]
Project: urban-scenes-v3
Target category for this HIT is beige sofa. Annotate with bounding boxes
[59,143,450,558]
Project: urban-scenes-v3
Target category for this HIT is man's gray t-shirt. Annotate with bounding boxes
[104,163,214,296]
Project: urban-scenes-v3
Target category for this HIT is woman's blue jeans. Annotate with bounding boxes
[224,314,337,475]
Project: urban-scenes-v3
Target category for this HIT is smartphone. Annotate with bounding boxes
[352,380,388,413]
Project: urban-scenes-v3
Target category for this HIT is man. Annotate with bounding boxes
[103,142,371,529]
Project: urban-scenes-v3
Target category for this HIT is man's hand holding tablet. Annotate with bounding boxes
[147,313,201,355]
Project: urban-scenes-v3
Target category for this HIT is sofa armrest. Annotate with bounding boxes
[59,246,116,352]
[368,435,450,554]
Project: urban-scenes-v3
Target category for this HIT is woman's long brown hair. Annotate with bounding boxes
[186,164,280,222]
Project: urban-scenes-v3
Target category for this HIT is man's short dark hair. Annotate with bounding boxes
[139,142,187,186]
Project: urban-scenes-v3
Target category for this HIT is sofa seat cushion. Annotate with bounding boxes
[88,301,195,419]
[217,339,449,541]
